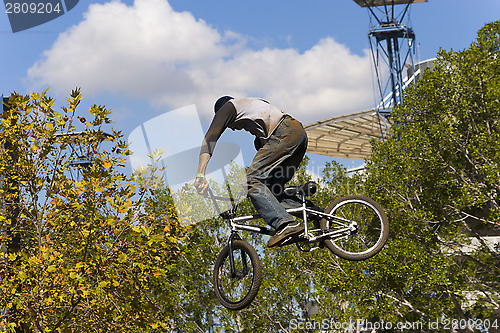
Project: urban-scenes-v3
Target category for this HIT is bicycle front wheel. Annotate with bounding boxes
[320,195,389,261]
[213,240,262,310]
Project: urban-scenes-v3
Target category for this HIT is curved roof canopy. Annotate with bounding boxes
[305,109,388,160]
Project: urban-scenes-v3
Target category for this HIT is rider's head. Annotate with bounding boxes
[214,96,234,114]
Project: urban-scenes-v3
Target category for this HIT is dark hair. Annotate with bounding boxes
[214,96,234,113]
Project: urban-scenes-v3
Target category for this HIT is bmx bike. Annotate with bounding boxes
[205,181,389,310]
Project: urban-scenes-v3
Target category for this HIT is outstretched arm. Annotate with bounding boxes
[194,102,237,195]
[194,152,211,194]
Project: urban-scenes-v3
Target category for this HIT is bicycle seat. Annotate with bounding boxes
[284,181,317,197]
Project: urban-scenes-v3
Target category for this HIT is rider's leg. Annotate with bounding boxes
[246,118,307,246]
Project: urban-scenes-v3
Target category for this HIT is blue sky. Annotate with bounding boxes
[1,0,499,180]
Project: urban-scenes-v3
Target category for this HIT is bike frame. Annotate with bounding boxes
[206,188,358,245]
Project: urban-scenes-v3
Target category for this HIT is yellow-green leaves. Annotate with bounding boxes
[117,253,128,263]
[0,89,183,332]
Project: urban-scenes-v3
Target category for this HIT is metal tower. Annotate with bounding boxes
[353,0,427,138]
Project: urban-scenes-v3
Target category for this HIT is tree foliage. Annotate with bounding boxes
[164,157,368,332]
[364,20,500,330]
[164,21,500,332]
[3,21,499,333]
[0,90,182,332]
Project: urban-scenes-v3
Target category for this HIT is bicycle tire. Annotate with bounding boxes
[320,195,389,261]
[213,240,262,310]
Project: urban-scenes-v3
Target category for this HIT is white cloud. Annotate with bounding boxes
[27,0,374,124]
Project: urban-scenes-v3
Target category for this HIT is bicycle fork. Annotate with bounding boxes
[227,232,248,279]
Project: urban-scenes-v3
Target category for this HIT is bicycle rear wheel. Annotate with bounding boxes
[320,195,389,261]
[213,240,262,310]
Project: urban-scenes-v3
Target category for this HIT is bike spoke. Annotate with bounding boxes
[337,203,372,252]
[217,249,254,303]
[325,198,387,257]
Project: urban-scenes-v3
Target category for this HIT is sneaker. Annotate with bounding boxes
[267,221,304,247]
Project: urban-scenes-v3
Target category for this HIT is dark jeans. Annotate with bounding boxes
[246,117,308,229]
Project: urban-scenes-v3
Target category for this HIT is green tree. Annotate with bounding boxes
[364,20,500,330]
[0,90,182,332]
[165,157,367,332]
[165,21,500,333]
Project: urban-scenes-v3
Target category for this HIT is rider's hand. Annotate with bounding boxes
[194,176,209,195]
